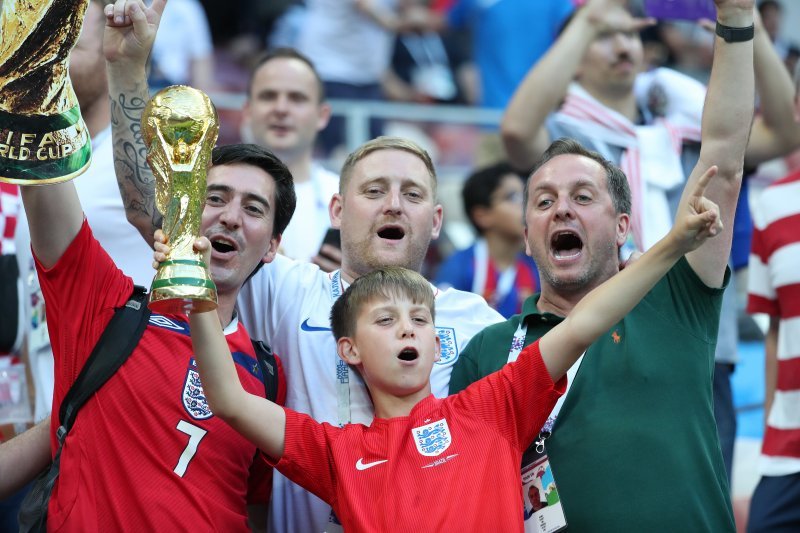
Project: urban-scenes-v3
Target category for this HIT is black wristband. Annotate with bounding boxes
[715,22,755,43]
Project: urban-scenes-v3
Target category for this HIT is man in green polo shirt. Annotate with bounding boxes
[450,0,755,530]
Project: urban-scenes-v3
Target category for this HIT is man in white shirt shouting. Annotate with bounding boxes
[103,2,504,531]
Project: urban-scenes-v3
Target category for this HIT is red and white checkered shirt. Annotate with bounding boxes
[748,169,800,477]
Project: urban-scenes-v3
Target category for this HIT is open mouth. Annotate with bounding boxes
[377,226,405,240]
[211,238,236,254]
[551,231,583,259]
[397,347,419,362]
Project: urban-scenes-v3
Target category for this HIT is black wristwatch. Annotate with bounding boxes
[715,22,755,43]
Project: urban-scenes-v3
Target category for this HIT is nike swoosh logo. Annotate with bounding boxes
[300,318,332,332]
[355,458,388,471]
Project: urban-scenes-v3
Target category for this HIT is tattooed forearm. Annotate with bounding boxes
[110,82,162,246]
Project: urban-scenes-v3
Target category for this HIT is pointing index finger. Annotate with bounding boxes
[690,165,718,203]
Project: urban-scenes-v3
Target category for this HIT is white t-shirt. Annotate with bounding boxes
[237,255,504,533]
[279,165,339,262]
[298,0,397,84]
[150,0,213,85]
[15,126,155,420]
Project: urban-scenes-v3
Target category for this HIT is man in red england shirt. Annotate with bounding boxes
[19,140,294,529]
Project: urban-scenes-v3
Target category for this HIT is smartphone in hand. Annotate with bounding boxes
[320,228,341,251]
[643,0,716,21]
[313,228,342,273]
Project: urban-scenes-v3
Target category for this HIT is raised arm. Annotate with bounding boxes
[154,235,286,459]
[188,308,286,460]
[20,181,84,268]
[104,0,166,247]
[744,9,800,167]
[501,0,651,170]
[540,167,722,381]
[684,0,755,287]
[0,418,51,500]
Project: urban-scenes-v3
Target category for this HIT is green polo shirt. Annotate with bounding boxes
[450,294,564,391]
[450,257,735,532]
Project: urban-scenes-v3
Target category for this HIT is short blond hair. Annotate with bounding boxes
[330,267,435,340]
[338,136,437,196]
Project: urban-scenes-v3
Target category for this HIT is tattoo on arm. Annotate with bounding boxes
[110,87,163,237]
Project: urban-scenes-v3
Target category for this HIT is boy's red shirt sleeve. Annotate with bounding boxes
[248,352,287,504]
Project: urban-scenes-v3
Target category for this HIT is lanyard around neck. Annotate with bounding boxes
[330,271,352,426]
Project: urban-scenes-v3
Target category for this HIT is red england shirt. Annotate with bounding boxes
[38,221,277,531]
[275,340,565,533]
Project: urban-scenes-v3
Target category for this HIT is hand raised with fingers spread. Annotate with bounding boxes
[103,0,167,67]
[671,166,724,253]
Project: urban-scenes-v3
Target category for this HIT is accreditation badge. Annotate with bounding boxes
[508,326,581,533]
[521,442,567,532]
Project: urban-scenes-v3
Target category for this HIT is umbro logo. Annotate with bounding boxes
[300,318,332,332]
[355,458,388,471]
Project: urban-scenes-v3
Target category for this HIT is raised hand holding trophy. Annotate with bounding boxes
[144,85,219,314]
[0,0,92,184]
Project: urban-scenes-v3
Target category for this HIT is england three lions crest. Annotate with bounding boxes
[435,327,458,365]
[182,358,212,420]
[412,419,452,457]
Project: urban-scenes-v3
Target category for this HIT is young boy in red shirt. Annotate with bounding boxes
[173,166,722,532]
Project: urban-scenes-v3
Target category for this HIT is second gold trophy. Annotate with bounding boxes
[144,85,219,314]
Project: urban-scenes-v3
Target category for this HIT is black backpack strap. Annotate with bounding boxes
[18,286,151,533]
[251,339,279,403]
[57,285,151,438]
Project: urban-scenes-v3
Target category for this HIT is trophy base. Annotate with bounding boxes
[0,106,92,185]
[148,291,219,315]
[148,258,218,315]
[0,161,91,185]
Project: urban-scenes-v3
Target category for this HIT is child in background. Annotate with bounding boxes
[170,166,722,532]
[435,162,538,317]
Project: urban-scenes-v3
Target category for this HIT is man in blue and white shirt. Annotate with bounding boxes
[238,136,504,533]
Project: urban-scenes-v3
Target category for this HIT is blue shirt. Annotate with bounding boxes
[447,0,574,109]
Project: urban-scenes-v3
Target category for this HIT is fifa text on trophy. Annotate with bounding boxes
[0,0,92,184]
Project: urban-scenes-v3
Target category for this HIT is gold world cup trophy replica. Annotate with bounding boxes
[143,85,219,314]
[0,0,92,184]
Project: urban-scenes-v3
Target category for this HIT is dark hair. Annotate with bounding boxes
[330,267,435,341]
[211,144,296,238]
[247,47,325,102]
[523,138,632,220]
[462,162,523,235]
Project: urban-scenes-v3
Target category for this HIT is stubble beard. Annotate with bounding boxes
[534,239,619,295]
[344,232,430,279]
